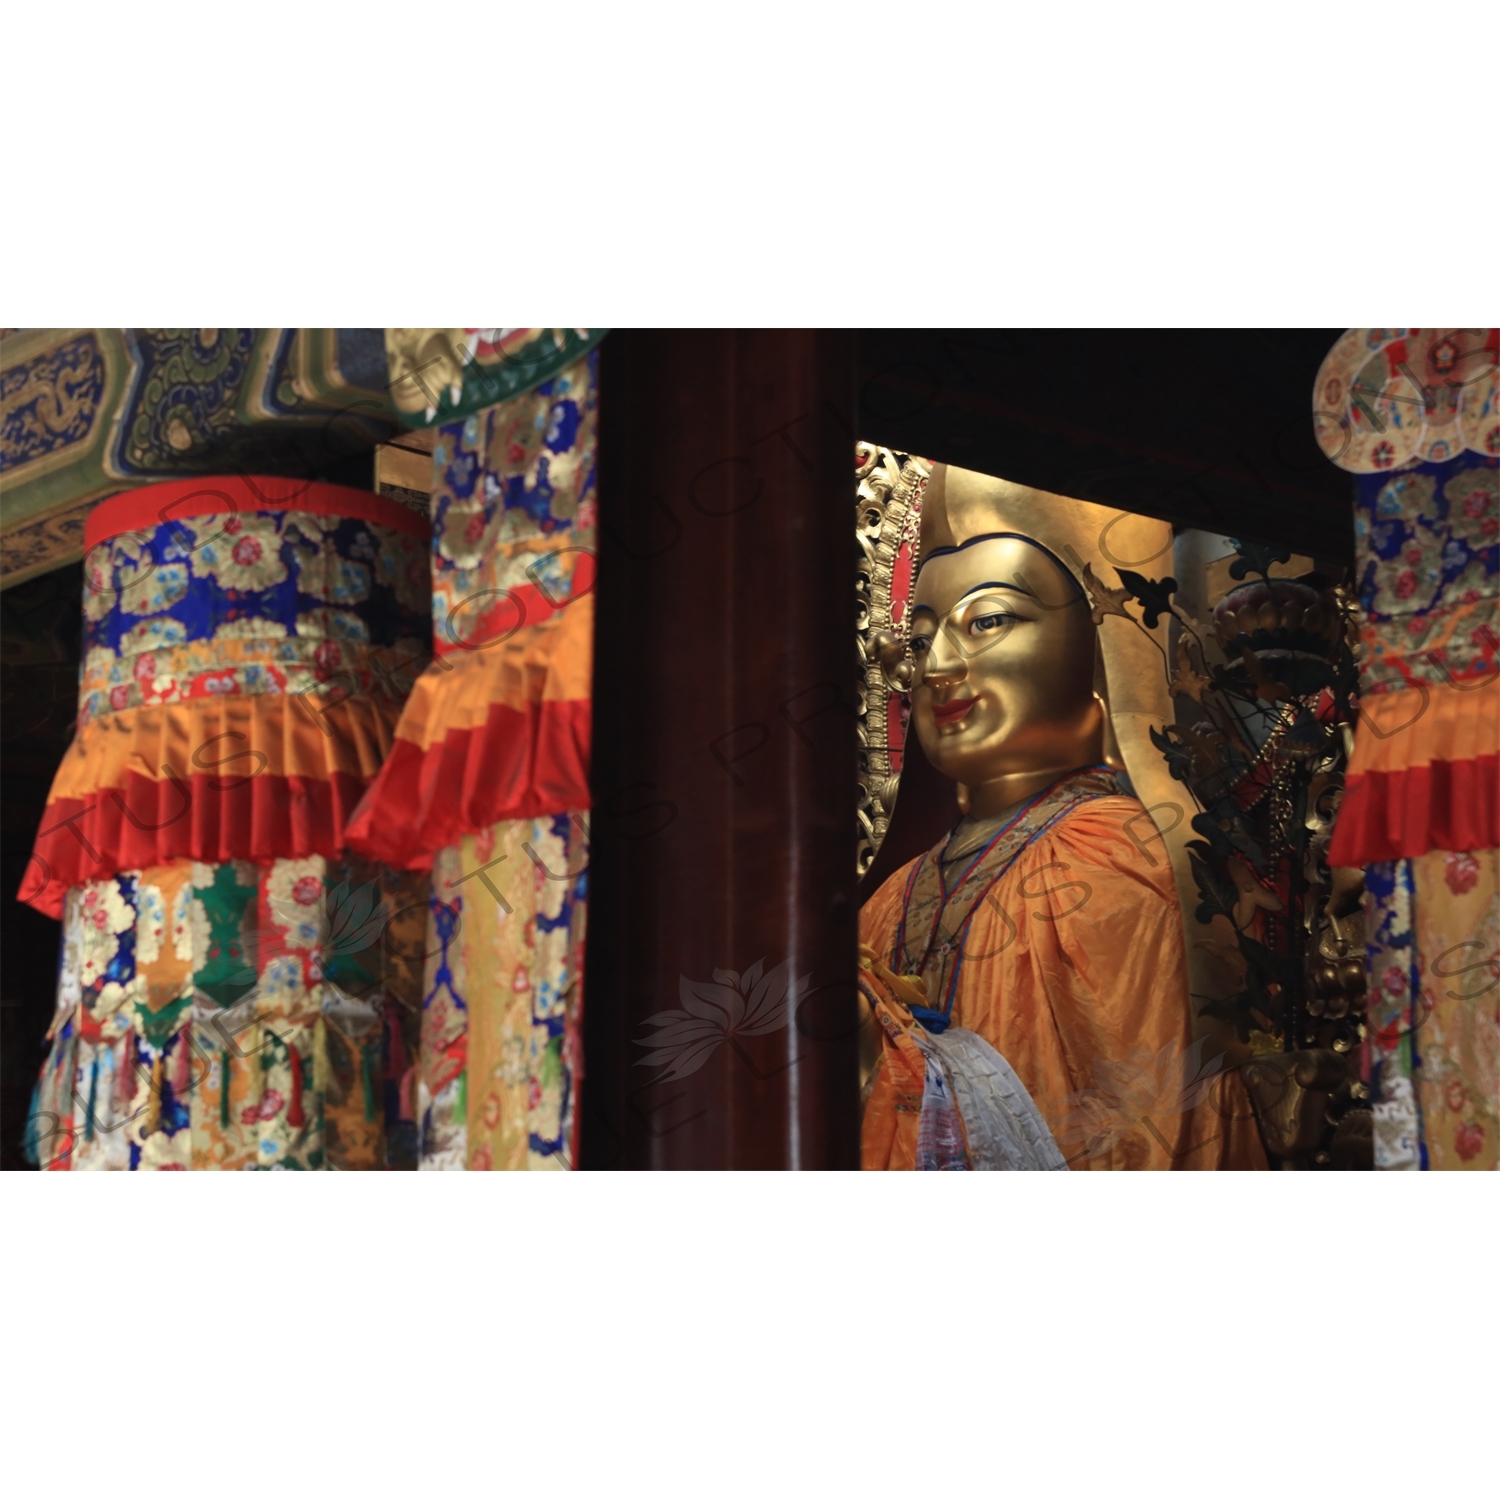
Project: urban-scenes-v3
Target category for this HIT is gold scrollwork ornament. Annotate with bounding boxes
[855,442,930,877]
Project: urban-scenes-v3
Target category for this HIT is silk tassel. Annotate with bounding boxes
[121,1035,138,1106]
[173,1032,193,1096]
[286,1040,306,1129]
[361,1042,377,1123]
[84,1053,99,1143]
[115,1036,132,1109]
[312,1017,332,1098]
[143,1051,164,1137]
[385,1007,408,1083]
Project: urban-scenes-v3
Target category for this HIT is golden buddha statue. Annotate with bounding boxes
[858,465,1268,1170]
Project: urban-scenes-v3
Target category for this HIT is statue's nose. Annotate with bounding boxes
[923,624,968,684]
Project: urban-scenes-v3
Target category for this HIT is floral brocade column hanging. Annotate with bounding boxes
[21,478,433,1170]
[346,349,596,1170]
[1317,329,1499,1171]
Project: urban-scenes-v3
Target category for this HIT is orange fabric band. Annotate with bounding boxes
[45,694,402,804]
[392,594,592,751]
[1347,676,1500,776]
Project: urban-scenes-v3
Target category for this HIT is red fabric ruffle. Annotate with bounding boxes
[20,770,373,920]
[345,698,591,870]
[85,475,429,548]
[1329,754,1499,866]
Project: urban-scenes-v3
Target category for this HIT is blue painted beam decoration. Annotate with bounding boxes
[1,329,400,588]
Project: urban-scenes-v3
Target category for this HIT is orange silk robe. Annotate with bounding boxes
[860,771,1267,1170]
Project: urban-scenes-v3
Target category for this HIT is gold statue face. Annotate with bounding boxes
[910,534,1104,815]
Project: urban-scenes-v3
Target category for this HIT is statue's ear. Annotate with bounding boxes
[1093,639,1125,770]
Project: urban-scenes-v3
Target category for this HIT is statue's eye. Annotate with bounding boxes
[909,633,933,654]
[969,612,1013,636]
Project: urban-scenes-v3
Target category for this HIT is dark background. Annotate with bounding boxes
[858,328,1350,561]
[2,564,83,1168]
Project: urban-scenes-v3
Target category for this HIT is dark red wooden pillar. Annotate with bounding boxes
[582,330,860,1169]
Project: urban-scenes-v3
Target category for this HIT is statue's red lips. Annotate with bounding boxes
[931,696,978,726]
